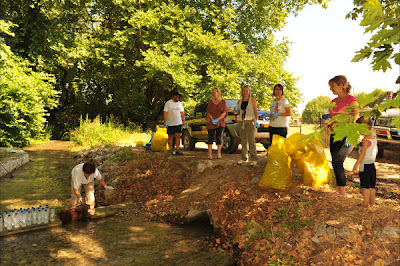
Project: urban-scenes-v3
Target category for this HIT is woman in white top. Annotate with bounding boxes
[268,84,292,143]
[236,85,258,166]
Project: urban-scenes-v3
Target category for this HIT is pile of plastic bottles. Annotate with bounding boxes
[0,205,56,232]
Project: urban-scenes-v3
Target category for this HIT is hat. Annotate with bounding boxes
[172,91,182,97]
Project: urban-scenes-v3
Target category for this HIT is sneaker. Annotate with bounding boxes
[250,161,257,166]
[352,178,360,183]
[175,150,183,155]
[237,160,247,165]
[167,150,174,155]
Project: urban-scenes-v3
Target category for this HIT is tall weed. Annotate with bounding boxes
[70,115,151,147]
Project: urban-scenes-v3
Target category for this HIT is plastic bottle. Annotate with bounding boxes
[41,208,46,224]
[14,212,20,229]
[26,210,32,226]
[49,207,55,222]
[0,215,2,232]
[20,211,26,228]
[31,207,36,225]
[37,209,42,225]
[5,214,12,231]
[44,209,49,224]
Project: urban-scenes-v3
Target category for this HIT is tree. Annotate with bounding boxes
[347,0,399,72]
[0,0,327,137]
[0,20,58,147]
[302,96,331,124]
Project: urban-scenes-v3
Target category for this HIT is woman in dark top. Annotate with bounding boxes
[206,88,228,159]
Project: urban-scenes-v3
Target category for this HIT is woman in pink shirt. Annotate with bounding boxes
[328,75,359,196]
[206,88,228,159]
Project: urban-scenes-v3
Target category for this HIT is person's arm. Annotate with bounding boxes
[99,177,106,187]
[350,100,360,123]
[180,112,186,124]
[279,106,292,117]
[73,188,82,200]
[252,98,258,120]
[206,102,213,121]
[163,111,168,123]
[352,139,369,173]
[235,100,240,115]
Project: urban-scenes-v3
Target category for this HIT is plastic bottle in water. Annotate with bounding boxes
[26,210,32,226]
[49,207,55,222]
[20,211,26,228]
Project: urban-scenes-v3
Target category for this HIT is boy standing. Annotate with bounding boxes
[352,117,378,208]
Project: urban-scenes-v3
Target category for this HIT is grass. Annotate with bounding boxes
[288,124,320,136]
[69,115,152,149]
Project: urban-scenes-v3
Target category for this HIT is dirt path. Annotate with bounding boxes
[81,145,400,265]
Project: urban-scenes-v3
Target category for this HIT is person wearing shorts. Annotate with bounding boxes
[163,91,186,155]
[352,117,378,208]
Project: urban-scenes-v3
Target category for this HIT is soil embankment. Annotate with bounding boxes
[81,145,400,265]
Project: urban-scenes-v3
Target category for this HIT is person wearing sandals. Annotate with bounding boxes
[163,91,186,155]
[236,85,259,166]
[351,117,378,208]
[268,84,292,142]
[327,75,359,196]
[206,88,228,159]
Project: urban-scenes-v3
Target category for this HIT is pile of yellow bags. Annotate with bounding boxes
[259,133,332,190]
[150,126,169,151]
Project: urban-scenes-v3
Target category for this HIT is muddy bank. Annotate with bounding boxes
[87,146,400,265]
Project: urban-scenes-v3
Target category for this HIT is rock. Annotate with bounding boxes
[380,226,400,238]
[196,160,213,172]
[0,148,29,178]
[104,188,115,201]
[186,209,210,224]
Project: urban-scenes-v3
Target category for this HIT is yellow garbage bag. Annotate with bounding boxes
[135,141,145,148]
[297,146,332,187]
[259,135,292,190]
[151,126,169,151]
[285,132,307,156]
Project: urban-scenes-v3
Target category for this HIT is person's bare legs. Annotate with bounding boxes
[361,188,370,208]
[175,133,181,150]
[369,188,376,206]
[208,144,213,159]
[217,145,222,159]
[168,135,174,152]
[338,186,346,196]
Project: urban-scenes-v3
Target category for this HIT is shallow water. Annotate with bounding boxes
[0,141,233,265]
[0,141,76,211]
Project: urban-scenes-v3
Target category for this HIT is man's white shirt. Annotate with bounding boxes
[71,163,102,190]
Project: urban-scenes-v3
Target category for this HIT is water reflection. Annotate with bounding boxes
[1,213,220,265]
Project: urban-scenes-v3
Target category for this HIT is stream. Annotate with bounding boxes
[0,141,234,265]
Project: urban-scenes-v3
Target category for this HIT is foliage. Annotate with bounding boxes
[347,0,400,72]
[301,96,331,123]
[69,115,151,148]
[0,20,58,147]
[0,0,328,137]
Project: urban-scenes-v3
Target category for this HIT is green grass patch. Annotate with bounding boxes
[288,124,319,136]
[70,115,152,148]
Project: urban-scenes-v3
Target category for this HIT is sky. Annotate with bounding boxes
[276,0,399,113]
